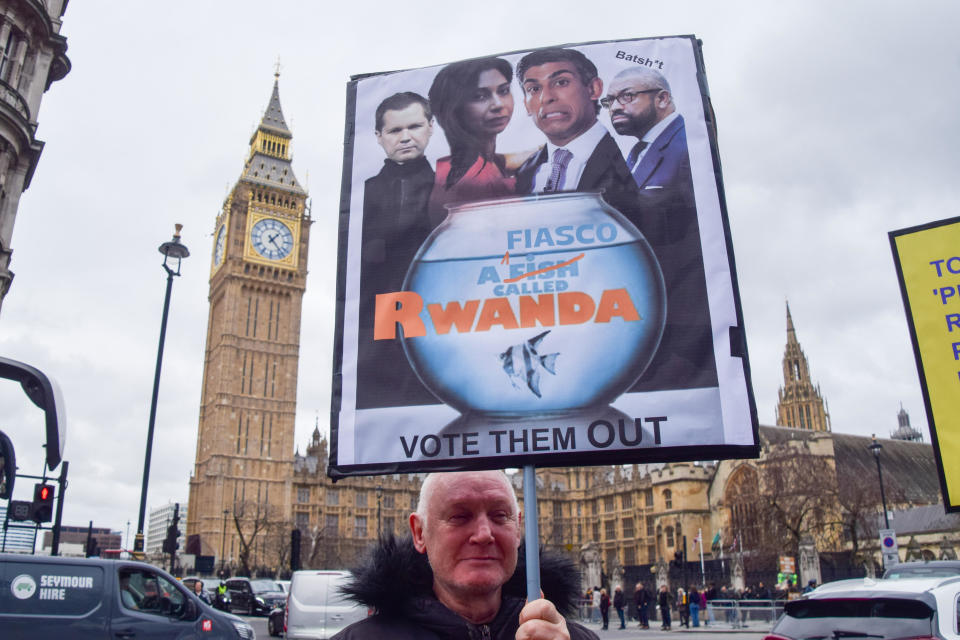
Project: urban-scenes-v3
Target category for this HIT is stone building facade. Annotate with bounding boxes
[186,75,310,570]
[0,0,70,312]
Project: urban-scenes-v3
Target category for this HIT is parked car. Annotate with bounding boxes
[765,576,960,640]
[285,570,367,639]
[226,577,286,616]
[276,579,291,594]
[883,560,960,579]
[0,553,255,640]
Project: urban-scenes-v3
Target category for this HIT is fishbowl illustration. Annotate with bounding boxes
[400,191,666,417]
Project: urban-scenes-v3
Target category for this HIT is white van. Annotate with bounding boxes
[285,570,367,639]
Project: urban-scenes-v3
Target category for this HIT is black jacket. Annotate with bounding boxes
[332,535,598,640]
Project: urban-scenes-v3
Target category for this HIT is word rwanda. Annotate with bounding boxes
[374,289,641,340]
[399,417,666,459]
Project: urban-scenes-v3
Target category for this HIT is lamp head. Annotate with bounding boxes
[159,223,190,275]
[868,433,882,457]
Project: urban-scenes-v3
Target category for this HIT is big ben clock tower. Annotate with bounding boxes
[186,74,310,570]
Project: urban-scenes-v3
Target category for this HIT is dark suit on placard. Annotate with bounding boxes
[357,157,440,409]
[515,132,640,220]
[516,121,718,391]
[626,114,717,390]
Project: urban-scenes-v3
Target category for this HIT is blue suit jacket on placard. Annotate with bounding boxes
[631,114,694,212]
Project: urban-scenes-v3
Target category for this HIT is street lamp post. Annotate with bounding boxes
[868,434,890,529]
[134,226,189,553]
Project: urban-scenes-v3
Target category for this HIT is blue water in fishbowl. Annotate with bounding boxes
[401,192,666,417]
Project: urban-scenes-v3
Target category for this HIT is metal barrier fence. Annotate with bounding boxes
[705,599,784,629]
[577,597,785,628]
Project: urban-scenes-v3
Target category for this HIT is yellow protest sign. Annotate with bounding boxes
[890,216,960,512]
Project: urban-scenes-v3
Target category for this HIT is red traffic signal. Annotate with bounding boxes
[31,483,55,523]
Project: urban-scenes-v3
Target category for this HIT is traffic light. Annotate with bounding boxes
[31,483,55,523]
[163,504,181,554]
[163,523,181,553]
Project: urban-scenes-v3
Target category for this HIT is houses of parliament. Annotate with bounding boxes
[185,78,952,578]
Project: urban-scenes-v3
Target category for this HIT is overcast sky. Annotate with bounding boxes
[0,1,957,547]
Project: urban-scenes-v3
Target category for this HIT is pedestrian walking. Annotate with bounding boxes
[677,587,689,628]
[613,585,626,629]
[688,586,700,628]
[599,588,610,630]
[635,582,651,628]
[658,585,673,630]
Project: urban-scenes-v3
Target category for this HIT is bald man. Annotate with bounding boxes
[334,471,598,640]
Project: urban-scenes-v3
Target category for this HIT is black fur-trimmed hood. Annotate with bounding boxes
[339,534,582,617]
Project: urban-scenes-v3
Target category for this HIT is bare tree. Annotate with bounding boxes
[232,501,281,576]
[755,446,841,558]
[262,516,293,575]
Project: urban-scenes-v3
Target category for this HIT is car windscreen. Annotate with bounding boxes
[776,598,934,640]
[884,567,960,579]
[250,579,280,594]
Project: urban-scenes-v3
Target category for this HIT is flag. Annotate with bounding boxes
[711,530,721,550]
[693,531,702,548]
[729,533,739,552]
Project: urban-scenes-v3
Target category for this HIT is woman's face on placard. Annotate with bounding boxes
[461,69,514,139]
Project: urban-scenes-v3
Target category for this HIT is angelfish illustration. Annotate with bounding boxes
[498,330,559,398]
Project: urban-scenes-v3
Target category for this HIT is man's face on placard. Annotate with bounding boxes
[375,103,433,163]
[410,472,521,601]
[522,61,603,147]
[606,75,665,138]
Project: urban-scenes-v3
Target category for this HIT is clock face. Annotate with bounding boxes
[250,218,294,260]
[214,225,226,266]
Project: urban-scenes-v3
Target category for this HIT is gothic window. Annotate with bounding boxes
[664,489,673,509]
[622,517,634,538]
[355,492,367,507]
[266,414,272,457]
[646,515,654,536]
[297,488,309,503]
[725,464,761,551]
[354,516,367,538]
[666,526,675,547]
[622,492,632,509]
[325,514,338,531]
[591,502,598,516]
[383,494,395,508]
[604,496,614,512]
[592,522,600,540]
[624,547,636,565]
[326,490,339,506]
[645,491,653,507]
[295,512,309,528]
[604,520,615,540]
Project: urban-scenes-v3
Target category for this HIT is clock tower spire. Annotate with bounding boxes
[186,75,310,572]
